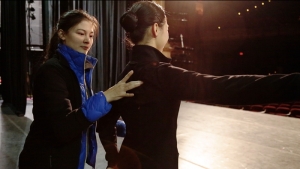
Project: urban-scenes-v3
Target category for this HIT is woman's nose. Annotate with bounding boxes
[83,36,91,43]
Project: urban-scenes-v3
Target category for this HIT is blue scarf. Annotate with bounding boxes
[57,44,98,169]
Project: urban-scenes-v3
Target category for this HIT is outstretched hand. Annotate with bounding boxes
[103,70,143,102]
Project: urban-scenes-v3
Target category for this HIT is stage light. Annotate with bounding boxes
[254,6,257,8]
[246,9,249,12]
[262,2,264,5]
[238,12,241,15]
[30,13,36,20]
[218,26,221,29]
[239,52,244,56]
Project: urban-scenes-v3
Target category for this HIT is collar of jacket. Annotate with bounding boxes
[56,43,98,75]
[132,45,171,63]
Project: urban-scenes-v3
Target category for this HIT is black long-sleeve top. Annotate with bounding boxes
[97,45,300,169]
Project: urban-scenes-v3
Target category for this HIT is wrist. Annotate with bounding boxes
[103,91,111,102]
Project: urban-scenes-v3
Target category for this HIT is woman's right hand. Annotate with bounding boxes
[103,70,143,102]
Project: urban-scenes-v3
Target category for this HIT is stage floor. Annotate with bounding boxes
[1,100,300,169]
[176,101,300,169]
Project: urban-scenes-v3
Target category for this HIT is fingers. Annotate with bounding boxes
[117,80,143,98]
[120,70,134,83]
[123,93,134,97]
[104,71,143,102]
[125,80,143,91]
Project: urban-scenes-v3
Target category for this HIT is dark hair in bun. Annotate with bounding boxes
[120,1,165,47]
[120,12,138,33]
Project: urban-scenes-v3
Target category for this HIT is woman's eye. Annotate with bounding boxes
[78,33,84,35]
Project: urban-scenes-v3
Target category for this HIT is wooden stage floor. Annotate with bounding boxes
[1,100,300,169]
[176,101,300,169]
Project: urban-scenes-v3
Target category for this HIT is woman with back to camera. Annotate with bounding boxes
[97,1,300,169]
[18,9,142,169]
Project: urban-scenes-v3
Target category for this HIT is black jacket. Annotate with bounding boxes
[97,45,300,169]
[19,52,94,169]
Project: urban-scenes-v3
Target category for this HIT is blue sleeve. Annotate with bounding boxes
[82,91,112,122]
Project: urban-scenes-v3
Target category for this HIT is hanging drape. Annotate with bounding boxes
[84,1,127,91]
[42,1,54,49]
[1,1,27,115]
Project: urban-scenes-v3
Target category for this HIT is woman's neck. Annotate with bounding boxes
[137,40,160,51]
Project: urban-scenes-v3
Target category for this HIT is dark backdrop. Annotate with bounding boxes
[1,1,27,116]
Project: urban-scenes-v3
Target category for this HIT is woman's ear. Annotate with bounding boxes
[151,23,159,38]
[57,29,66,41]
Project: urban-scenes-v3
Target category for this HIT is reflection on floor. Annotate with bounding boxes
[1,99,300,169]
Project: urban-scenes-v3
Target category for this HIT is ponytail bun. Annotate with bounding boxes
[120,11,138,33]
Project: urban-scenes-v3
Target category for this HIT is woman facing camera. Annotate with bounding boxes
[19,9,142,169]
[97,1,300,169]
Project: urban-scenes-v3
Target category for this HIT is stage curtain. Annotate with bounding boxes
[82,1,127,92]
[1,1,27,115]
